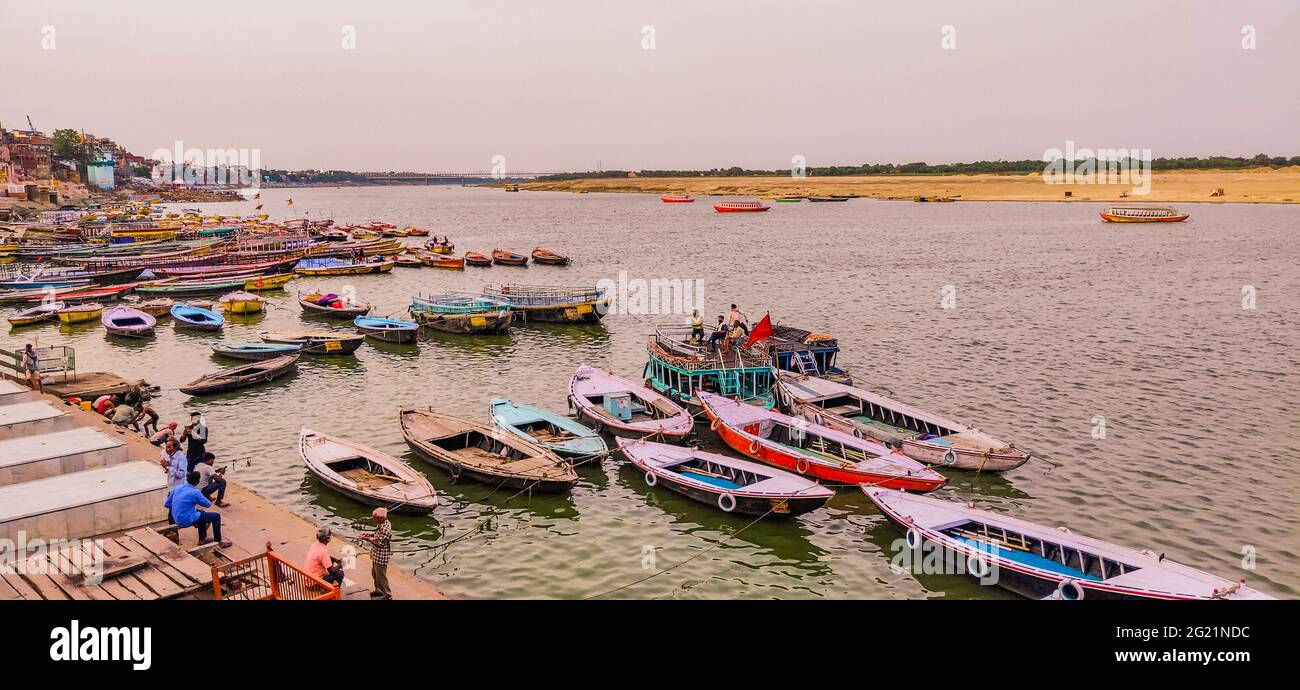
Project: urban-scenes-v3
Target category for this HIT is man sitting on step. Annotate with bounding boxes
[164,471,232,548]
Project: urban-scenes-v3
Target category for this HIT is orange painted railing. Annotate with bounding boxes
[211,542,340,600]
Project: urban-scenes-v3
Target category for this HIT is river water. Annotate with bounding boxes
[6,186,1297,599]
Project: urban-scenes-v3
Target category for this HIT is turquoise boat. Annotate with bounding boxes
[643,326,776,413]
[171,304,225,331]
[489,397,608,459]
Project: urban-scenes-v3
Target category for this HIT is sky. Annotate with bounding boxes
[2,0,1297,172]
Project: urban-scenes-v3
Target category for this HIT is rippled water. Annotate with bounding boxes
[6,187,1296,599]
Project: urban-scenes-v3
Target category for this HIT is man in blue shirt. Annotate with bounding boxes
[163,472,232,548]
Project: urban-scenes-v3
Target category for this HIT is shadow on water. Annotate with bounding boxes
[397,449,581,522]
[300,473,445,539]
[859,509,1018,600]
[613,460,830,569]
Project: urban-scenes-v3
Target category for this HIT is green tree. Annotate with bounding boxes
[50,129,87,161]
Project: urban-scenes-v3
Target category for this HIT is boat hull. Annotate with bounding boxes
[260,333,364,355]
[1099,213,1189,223]
[509,303,604,324]
[413,310,511,334]
[180,354,298,396]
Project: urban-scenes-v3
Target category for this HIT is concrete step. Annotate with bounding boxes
[0,401,73,441]
[0,461,169,543]
[0,380,40,406]
[0,428,131,486]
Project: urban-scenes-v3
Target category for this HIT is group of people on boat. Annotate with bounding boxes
[690,304,751,353]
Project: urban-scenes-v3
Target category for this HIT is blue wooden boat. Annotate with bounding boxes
[489,397,608,459]
[354,316,419,344]
[170,304,224,331]
[409,293,511,334]
[766,323,852,384]
[643,326,777,413]
[209,340,303,361]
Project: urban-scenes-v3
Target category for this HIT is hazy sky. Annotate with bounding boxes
[2,0,1297,172]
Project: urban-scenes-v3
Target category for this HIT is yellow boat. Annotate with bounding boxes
[57,302,104,324]
[219,291,265,314]
[294,259,396,276]
[244,273,294,291]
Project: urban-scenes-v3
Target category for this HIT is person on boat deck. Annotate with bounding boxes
[194,451,230,508]
[305,527,346,589]
[356,507,393,600]
[164,471,232,548]
[21,343,41,393]
[729,304,750,336]
[150,422,178,447]
[182,412,208,467]
[707,316,728,352]
[689,310,705,343]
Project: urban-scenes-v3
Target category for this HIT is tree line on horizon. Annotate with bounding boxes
[533,155,1300,181]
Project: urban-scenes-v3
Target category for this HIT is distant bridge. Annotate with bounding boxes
[358,172,552,184]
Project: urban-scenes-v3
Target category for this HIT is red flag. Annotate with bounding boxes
[743,313,773,349]
[286,198,294,205]
[254,193,261,199]
[254,204,263,210]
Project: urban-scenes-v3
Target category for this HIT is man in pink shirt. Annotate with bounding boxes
[305,527,345,590]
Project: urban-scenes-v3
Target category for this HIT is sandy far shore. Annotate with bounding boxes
[520,167,1300,204]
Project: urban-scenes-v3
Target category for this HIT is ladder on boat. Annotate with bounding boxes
[791,350,819,375]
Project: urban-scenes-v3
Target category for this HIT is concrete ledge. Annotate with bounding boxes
[0,428,129,486]
[0,461,168,543]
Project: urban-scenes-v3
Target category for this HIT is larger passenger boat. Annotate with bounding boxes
[1099,205,1189,223]
[713,200,770,213]
[763,324,852,384]
[481,284,608,323]
[643,326,776,412]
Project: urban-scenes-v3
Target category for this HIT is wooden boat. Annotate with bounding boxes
[490,398,608,459]
[644,327,776,411]
[618,438,833,517]
[410,248,464,269]
[530,248,571,266]
[491,249,528,266]
[243,273,294,291]
[698,391,947,492]
[101,305,156,338]
[409,293,512,334]
[482,284,607,323]
[568,364,693,440]
[0,276,91,290]
[1099,205,1189,223]
[57,302,104,324]
[399,407,577,492]
[403,227,430,237]
[354,316,419,344]
[772,194,804,202]
[180,354,298,396]
[807,196,849,202]
[28,283,136,304]
[8,301,64,327]
[660,194,695,203]
[776,372,1028,472]
[865,487,1272,600]
[299,428,438,514]
[170,304,225,331]
[428,241,455,255]
[219,290,265,314]
[463,251,492,267]
[393,254,424,268]
[765,324,852,384]
[138,298,175,317]
[137,276,248,296]
[151,257,297,278]
[259,331,365,355]
[714,201,770,213]
[298,290,372,318]
[294,257,395,276]
[210,340,303,361]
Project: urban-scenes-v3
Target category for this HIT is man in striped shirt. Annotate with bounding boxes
[357,507,393,599]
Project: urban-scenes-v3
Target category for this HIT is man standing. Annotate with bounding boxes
[181,412,208,467]
[357,507,393,599]
[163,471,231,548]
[21,344,41,393]
[728,304,750,336]
[193,452,230,508]
[159,438,188,492]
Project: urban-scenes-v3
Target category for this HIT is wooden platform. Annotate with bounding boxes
[0,528,212,601]
[42,372,147,401]
[0,428,129,486]
[0,461,168,542]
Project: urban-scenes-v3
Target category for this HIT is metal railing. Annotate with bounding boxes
[0,345,76,382]
[211,544,340,601]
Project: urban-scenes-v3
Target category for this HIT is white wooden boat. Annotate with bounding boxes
[298,428,437,514]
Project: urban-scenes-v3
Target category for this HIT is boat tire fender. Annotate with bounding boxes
[967,552,991,578]
[710,418,720,432]
[942,449,957,466]
[644,472,657,487]
[795,458,810,474]
[718,493,736,513]
[905,527,923,549]
[747,439,760,455]
[1057,579,1085,601]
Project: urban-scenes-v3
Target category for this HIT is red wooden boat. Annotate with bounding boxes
[530,247,570,266]
[151,257,298,278]
[698,391,947,492]
[464,251,493,267]
[1099,206,1190,223]
[492,249,529,266]
[25,283,137,304]
[661,194,695,203]
[714,201,770,213]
